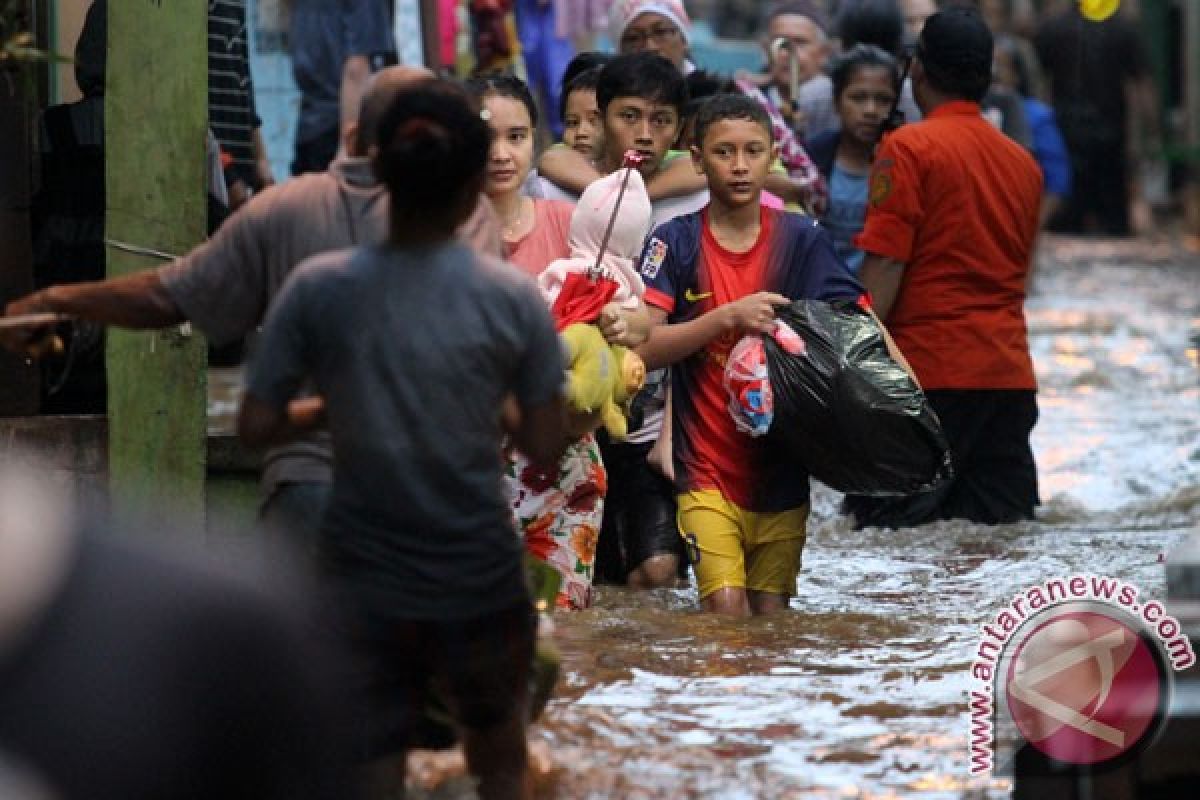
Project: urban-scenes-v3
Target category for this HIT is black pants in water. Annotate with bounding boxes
[1049,139,1130,236]
[844,389,1039,529]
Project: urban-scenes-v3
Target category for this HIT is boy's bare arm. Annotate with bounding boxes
[537,147,604,195]
[637,292,788,371]
[644,157,707,201]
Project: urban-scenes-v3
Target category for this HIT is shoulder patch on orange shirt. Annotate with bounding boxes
[869,160,894,207]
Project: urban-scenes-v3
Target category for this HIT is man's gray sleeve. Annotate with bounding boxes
[158,199,271,346]
[244,272,311,410]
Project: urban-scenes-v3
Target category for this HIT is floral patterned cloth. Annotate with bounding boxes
[507,434,606,610]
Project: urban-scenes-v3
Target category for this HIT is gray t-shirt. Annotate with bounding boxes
[290,0,396,145]
[159,158,501,496]
[160,158,387,494]
[246,243,565,620]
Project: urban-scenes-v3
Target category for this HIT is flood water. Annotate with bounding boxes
[493,236,1199,799]
[201,236,1197,798]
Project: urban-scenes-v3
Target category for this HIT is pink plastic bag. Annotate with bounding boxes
[723,321,805,436]
[724,335,774,437]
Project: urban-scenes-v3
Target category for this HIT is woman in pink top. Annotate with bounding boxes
[467,74,575,276]
[469,74,606,610]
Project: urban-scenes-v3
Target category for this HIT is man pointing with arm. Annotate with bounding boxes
[1,66,500,551]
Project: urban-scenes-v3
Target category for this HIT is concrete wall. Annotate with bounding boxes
[0,416,261,537]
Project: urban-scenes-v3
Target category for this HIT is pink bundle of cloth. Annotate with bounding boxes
[537,166,653,316]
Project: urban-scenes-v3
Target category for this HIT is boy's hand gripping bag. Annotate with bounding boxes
[763,299,953,496]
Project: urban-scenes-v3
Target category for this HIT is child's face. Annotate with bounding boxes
[835,66,896,149]
[765,14,828,90]
[563,88,603,159]
[603,96,682,178]
[482,93,535,197]
[691,117,777,210]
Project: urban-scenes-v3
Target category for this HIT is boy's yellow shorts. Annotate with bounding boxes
[676,489,808,600]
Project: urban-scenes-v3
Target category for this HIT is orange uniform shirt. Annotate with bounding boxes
[855,101,1042,390]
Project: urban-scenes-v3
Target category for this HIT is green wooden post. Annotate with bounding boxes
[105,0,208,533]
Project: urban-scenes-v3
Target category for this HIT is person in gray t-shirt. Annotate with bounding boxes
[238,79,567,796]
[1,67,501,554]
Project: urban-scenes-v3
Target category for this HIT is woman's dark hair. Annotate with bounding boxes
[692,93,774,148]
[836,0,905,57]
[828,44,898,100]
[561,51,614,97]
[596,53,689,116]
[373,80,492,215]
[465,72,539,129]
[560,66,605,121]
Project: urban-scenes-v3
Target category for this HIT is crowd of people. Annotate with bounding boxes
[0,0,1162,797]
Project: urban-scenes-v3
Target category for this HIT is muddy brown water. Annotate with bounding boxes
[215,236,1199,798]
[523,238,1200,799]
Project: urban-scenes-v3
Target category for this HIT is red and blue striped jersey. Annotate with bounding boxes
[641,207,864,512]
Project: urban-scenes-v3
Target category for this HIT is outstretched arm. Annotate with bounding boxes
[0,272,185,354]
[537,147,605,195]
[644,157,707,201]
[6,271,184,328]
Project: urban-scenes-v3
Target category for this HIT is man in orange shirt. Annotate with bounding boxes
[847,7,1043,528]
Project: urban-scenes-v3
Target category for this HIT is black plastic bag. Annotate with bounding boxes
[764,299,953,496]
